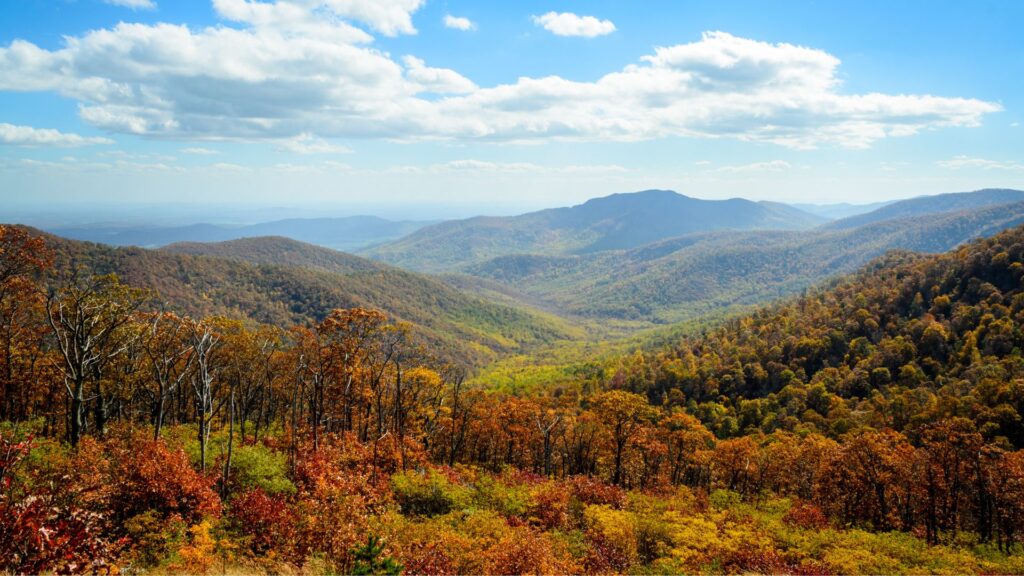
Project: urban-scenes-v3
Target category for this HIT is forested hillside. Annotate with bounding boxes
[37,231,578,365]
[4,223,1024,574]
[463,200,1024,323]
[823,188,1024,230]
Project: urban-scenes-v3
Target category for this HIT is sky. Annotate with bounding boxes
[0,0,1022,222]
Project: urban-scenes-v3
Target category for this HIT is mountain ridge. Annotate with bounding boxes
[362,189,826,271]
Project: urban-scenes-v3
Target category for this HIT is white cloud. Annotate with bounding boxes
[443,15,474,31]
[277,133,352,154]
[937,155,1024,171]
[403,56,477,94]
[0,16,1000,149]
[103,0,157,9]
[532,12,616,37]
[181,146,219,155]
[0,123,113,147]
[212,0,423,37]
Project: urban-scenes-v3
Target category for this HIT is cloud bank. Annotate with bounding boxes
[0,1,1001,149]
[0,123,113,147]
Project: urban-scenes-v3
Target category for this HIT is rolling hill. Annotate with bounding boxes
[823,188,1024,230]
[362,190,825,272]
[48,215,432,251]
[461,200,1024,324]
[35,232,581,366]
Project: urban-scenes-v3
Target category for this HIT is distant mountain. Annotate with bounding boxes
[34,232,579,366]
[362,190,826,272]
[47,215,433,251]
[790,200,893,220]
[163,236,386,275]
[462,201,1024,323]
[823,188,1024,230]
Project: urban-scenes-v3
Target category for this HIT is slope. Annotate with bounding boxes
[36,232,581,366]
[464,201,1024,324]
[823,188,1024,230]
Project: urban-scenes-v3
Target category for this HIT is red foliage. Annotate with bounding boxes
[583,530,631,574]
[0,433,116,574]
[229,488,298,558]
[400,541,456,576]
[568,475,626,508]
[528,482,571,530]
[107,433,221,524]
[783,501,831,530]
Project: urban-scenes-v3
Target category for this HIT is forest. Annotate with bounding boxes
[3,222,1024,574]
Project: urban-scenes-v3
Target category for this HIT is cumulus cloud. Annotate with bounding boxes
[532,12,616,37]
[103,0,157,9]
[937,155,1024,171]
[403,56,477,94]
[443,15,474,31]
[0,11,1001,150]
[0,123,113,147]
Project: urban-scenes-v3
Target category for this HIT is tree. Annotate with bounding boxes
[188,318,222,472]
[350,534,402,576]
[591,390,656,486]
[0,226,53,423]
[141,312,195,439]
[46,274,149,446]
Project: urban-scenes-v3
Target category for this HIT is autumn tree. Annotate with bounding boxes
[591,390,656,486]
[46,274,149,446]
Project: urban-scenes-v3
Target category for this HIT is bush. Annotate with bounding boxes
[229,444,295,496]
[107,432,221,524]
[391,469,470,517]
[228,487,298,558]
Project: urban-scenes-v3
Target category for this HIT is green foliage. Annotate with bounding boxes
[350,535,403,576]
[229,444,295,496]
[391,469,471,517]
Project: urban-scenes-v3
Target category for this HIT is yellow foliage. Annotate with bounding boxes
[584,504,638,565]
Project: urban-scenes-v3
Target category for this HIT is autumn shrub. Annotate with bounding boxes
[784,500,831,530]
[106,431,221,525]
[527,481,571,530]
[121,510,188,569]
[391,469,471,517]
[583,504,638,568]
[227,443,295,495]
[0,431,115,574]
[398,539,457,576]
[483,527,569,575]
[293,456,381,572]
[471,472,529,518]
[228,487,298,559]
[568,475,626,508]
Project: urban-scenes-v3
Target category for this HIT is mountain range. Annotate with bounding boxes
[47,215,432,251]
[361,190,827,272]
[20,187,1024,367]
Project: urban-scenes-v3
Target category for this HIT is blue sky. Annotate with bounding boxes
[1,0,1022,221]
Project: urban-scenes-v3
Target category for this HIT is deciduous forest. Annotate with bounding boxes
[4,221,1024,574]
